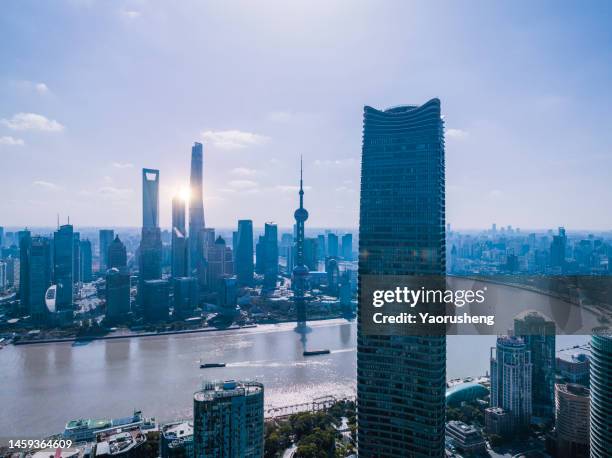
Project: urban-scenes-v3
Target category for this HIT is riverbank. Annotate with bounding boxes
[12,324,258,346]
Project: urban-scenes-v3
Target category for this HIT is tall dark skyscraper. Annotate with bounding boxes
[263,223,278,289]
[341,233,353,260]
[18,229,32,315]
[53,224,74,315]
[514,311,556,419]
[172,196,189,278]
[28,236,52,322]
[73,231,81,284]
[99,229,114,272]
[139,169,162,296]
[106,267,131,322]
[292,159,309,325]
[327,233,338,258]
[590,330,612,457]
[189,142,206,279]
[235,219,254,286]
[108,235,127,269]
[80,239,93,283]
[357,99,447,456]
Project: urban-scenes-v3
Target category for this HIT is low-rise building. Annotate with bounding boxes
[484,406,512,438]
[161,421,194,458]
[445,420,486,454]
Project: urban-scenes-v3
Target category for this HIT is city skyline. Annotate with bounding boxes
[2,2,612,229]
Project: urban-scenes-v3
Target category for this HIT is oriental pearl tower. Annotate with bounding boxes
[293,157,309,328]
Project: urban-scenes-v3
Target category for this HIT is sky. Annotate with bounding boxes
[1,0,612,230]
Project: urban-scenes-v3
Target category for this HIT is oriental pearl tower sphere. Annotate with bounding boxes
[293,157,309,326]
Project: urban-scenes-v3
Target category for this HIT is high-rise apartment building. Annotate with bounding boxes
[514,310,556,419]
[490,336,533,433]
[193,380,264,458]
[357,99,447,456]
[554,383,590,458]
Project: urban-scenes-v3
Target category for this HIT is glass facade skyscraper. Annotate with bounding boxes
[171,196,189,278]
[99,229,114,272]
[53,224,74,315]
[235,219,254,286]
[189,142,206,280]
[193,380,264,458]
[139,169,162,296]
[590,331,612,457]
[357,99,446,457]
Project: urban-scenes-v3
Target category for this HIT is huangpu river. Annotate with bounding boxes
[0,280,594,439]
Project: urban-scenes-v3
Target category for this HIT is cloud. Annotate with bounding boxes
[120,9,141,19]
[228,180,259,189]
[0,136,25,146]
[202,130,269,149]
[230,167,257,176]
[267,111,294,122]
[98,186,133,199]
[446,128,468,139]
[112,161,134,169]
[489,189,503,198]
[2,113,64,132]
[313,158,357,167]
[335,186,356,193]
[275,185,313,192]
[33,180,60,190]
[35,83,49,94]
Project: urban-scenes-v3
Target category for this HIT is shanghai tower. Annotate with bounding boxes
[357,99,446,457]
[189,142,206,282]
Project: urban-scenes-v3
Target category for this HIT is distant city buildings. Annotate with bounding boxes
[193,380,264,458]
[99,229,114,272]
[108,235,127,269]
[235,220,254,286]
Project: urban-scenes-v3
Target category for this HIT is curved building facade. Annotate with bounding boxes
[590,332,612,457]
[357,99,446,457]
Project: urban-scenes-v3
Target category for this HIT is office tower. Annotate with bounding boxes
[263,223,278,289]
[341,233,352,260]
[18,229,31,315]
[490,336,532,433]
[73,232,81,284]
[99,229,114,272]
[28,236,52,322]
[0,226,3,248]
[316,234,326,260]
[0,261,6,291]
[218,276,237,311]
[173,276,198,319]
[550,227,567,269]
[357,99,446,456]
[292,159,309,325]
[554,383,590,458]
[556,352,590,386]
[108,235,127,269]
[327,233,338,258]
[326,258,339,296]
[80,239,93,282]
[171,196,189,278]
[189,142,206,278]
[590,331,612,457]
[105,268,131,322]
[255,236,265,274]
[235,220,254,286]
[139,169,162,297]
[54,224,74,315]
[193,380,264,458]
[303,237,318,271]
[514,310,556,419]
[142,279,170,322]
[206,236,233,292]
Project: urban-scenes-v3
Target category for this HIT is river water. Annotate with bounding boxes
[0,280,594,439]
